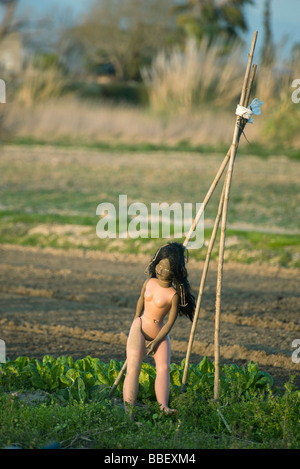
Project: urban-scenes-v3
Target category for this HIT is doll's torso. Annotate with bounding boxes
[141,278,176,340]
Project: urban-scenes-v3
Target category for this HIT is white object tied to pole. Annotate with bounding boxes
[235,98,263,123]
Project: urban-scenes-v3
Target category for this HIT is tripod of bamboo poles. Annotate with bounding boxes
[109,32,258,400]
[181,32,258,400]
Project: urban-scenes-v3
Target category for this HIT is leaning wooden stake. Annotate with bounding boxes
[183,149,230,248]
[214,31,258,401]
[181,181,226,390]
[108,360,127,398]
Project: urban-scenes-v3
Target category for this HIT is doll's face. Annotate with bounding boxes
[155,258,172,280]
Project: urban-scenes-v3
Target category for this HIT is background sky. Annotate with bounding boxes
[10,0,300,60]
[243,0,300,59]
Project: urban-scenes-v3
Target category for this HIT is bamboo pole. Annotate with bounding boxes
[181,181,226,390]
[183,149,230,248]
[213,31,258,401]
[245,64,257,106]
[108,360,127,398]
[180,62,257,391]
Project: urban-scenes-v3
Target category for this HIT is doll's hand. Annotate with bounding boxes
[146,340,158,356]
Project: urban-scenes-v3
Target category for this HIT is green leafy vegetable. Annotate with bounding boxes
[0,355,273,404]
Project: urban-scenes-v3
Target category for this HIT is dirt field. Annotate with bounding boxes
[0,243,299,389]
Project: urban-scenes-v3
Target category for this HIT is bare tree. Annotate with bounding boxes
[261,0,275,67]
[66,0,176,80]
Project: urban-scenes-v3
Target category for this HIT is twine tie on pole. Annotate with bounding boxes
[236,98,264,124]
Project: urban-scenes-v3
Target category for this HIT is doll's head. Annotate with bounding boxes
[146,242,195,321]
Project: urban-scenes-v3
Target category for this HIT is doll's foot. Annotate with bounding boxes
[161,407,178,415]
[124,402,136,420]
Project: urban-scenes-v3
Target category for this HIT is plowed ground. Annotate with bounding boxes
[0,244,299,390]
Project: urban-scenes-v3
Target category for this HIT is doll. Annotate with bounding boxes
[123,242,195,415]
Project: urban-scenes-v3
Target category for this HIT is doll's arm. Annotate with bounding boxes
[146,293,179,355]
[134,279,149,319]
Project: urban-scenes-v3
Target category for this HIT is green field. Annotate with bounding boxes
[0,142,299,267]
[1,142,299,449]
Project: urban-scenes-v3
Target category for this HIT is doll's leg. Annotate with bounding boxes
[153,335,176,414]
[123,318,145,410]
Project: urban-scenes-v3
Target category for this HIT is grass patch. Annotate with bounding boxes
[4,135,230,156]
[0,210,95,227]
[5,136,300,160]
[1,210,300,267]
[3,393,299,449]
[1,143,299,267]
[0,355,299,449]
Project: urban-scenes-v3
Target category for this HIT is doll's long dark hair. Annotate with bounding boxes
[145,242,195,321]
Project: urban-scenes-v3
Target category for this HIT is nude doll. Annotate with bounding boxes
[123,242,195,415]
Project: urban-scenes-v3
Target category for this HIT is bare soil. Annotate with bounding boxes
[0,244,299,389]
